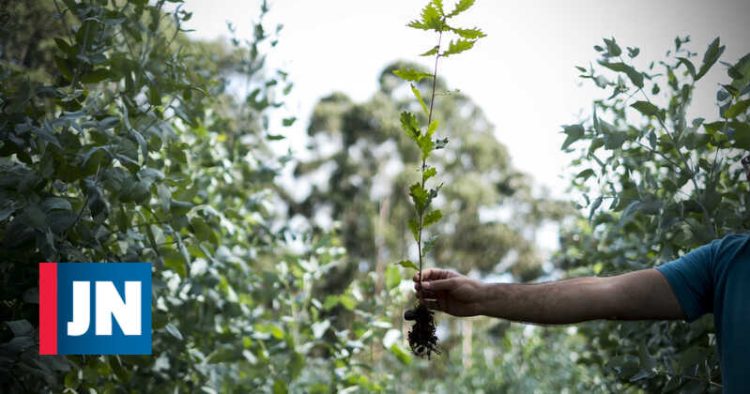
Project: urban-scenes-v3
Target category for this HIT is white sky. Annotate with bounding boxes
[181,0,750,198]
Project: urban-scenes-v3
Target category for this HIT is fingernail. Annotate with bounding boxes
[423,282,430,289]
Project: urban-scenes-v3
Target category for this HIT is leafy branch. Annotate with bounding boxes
[394,0,485,288]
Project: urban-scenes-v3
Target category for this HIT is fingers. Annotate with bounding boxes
[421,277,459,291]
[412,268,457,282]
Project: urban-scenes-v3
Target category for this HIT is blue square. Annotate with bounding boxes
[56,263,152,355]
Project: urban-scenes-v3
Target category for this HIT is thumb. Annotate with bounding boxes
[423,277,458,291]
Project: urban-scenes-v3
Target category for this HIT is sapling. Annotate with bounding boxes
[394,0,485,359]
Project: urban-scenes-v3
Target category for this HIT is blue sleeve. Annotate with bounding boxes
[656,241,717,322]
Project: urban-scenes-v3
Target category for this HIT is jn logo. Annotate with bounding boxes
[39,263,152,355]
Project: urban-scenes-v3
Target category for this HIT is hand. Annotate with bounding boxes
[413,268,486,317]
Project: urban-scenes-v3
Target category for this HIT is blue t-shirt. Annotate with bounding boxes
[657,233,750,392]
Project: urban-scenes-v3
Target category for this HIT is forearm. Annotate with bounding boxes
[477,270,683,324]
[477,277,613,324]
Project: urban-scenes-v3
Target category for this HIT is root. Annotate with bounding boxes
[404,303,439,359]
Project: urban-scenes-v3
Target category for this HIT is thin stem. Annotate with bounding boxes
[418,24,445,295]
[427,29,444,125]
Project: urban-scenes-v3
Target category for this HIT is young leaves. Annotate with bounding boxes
[408,1,444,31]
[411,84,430,116]
[398,260,419,270]
[400,111,420,141]
[599,61,644,88]
[442,39,475,58]
[424,166,437,181]
[409,182,429,213]
[402,0,485,62]
[423,209,442,228]
[446,0,475,17]
[695,37,725,81]
[450,27,486,40]
[631,101,664,121]
[394,68,433,82]
[400,0,484,276]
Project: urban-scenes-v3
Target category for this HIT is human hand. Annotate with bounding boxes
[413,268,486,317]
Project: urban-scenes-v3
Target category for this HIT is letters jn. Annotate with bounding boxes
[39,262,152,355]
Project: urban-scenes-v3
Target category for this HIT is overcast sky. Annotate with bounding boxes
[181,0,750,198]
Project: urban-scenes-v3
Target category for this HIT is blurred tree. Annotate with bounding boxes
[293,61,570,287]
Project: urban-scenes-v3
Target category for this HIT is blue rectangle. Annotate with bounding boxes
[56,263,152,355]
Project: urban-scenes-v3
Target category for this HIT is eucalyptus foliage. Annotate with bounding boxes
[559,36,750,391]
[0,1,389,392]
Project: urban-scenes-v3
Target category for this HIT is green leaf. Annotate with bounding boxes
[24,204,46,230]
[447,0,475,17]
[397,260,419,270]
[423,209,442,228]
[389,344,413,365]
[450,27,486,39]
[677,57,696,78]
[729,53,750,90]
[576,169,595,180]
[423,235,439,254]
[386,264,401,290]
[5,320,33,336]
[165,323,183,341]
[424,166,437,181]
[730,121,750,149]
[420,46,440,57]
[408,218,420,242]
[603,37,621,57]
[677,346,708,372]
[409,183,428,213]
[417,134,434,160]
[273,380,288,394]
[427,120,439,137]
[207,346,243,364]
[266,133,286,140]
[190,216,216,244]
[408,2,443,30]
[442,39,475,57]
[724,99,750,119]
[42,197,72,212]
[339,294,356,310]
[162,246,187,278]
[561,124,585,150]
[695,37,725,81]
[431,0,445,15]
[599,61,644,88]
[630,101,662,120]
[589,196,603,221]
[257,323,285,339]
[80,68,111,84]
[400,111,420,141]
[411,84,429,116]
[604,131,628,149]
[282,117,297,126]
[393,68,433,82]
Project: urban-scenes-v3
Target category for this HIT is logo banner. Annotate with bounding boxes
[39,262,152,355]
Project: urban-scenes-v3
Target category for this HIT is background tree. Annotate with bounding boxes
[293,61,570,288]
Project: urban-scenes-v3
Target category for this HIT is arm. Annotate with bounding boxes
[414,268,685,324]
